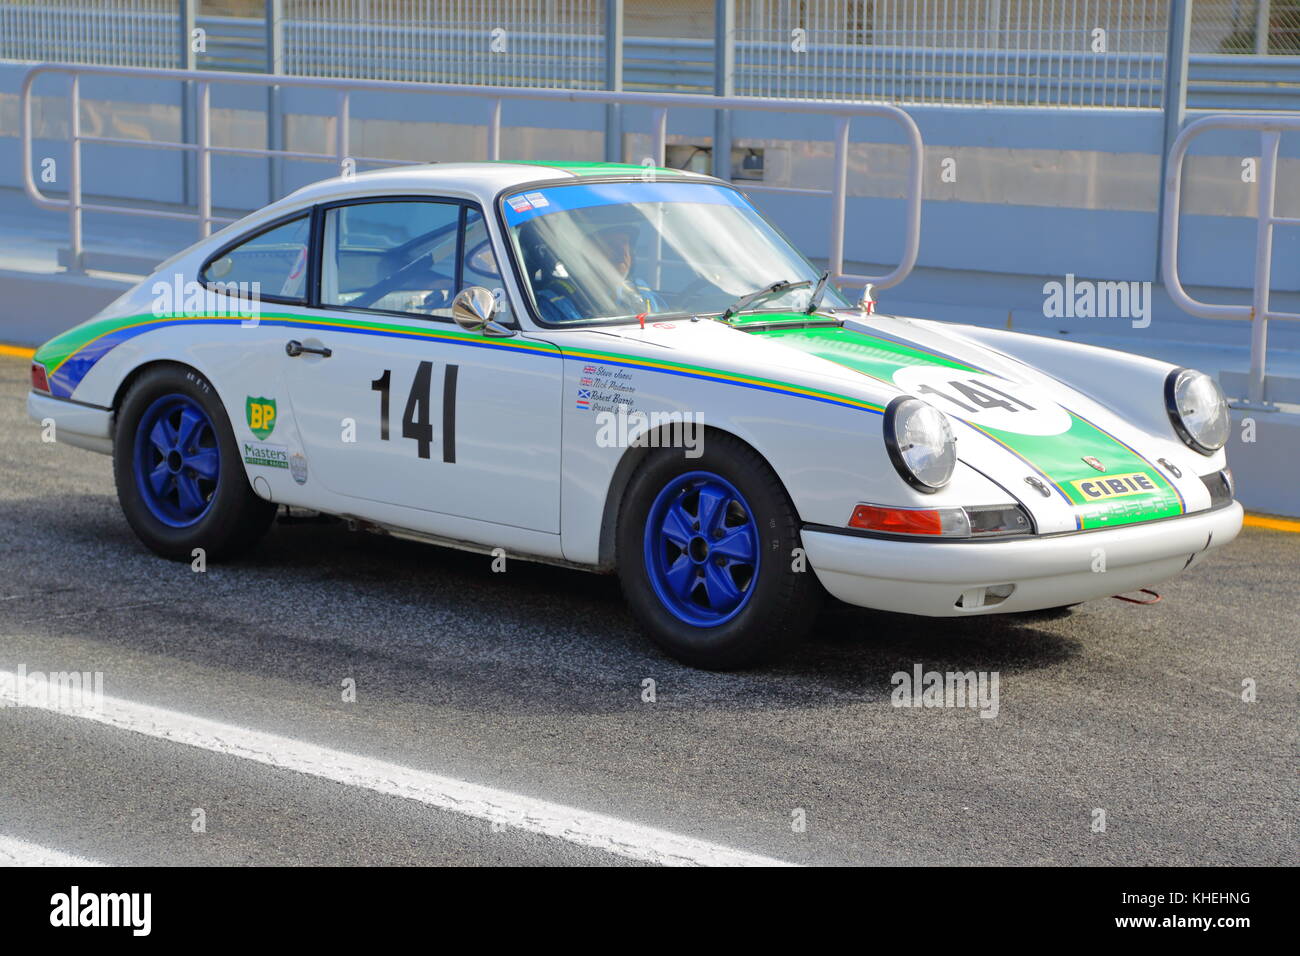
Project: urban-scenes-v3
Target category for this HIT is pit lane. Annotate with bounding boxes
[0,355,1294,866]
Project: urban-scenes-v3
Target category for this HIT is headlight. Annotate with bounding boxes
[884,397,957,492]
[1164,368,1229,454]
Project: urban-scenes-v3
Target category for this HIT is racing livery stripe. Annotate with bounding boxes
[753,323,1184,530]
[34,312,887,416]
[555,346,886,413]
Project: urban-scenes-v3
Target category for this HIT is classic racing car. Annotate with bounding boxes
[27,162,1241,668]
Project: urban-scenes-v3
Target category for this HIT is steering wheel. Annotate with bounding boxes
[674,274,722,307]
[349,256,456,311]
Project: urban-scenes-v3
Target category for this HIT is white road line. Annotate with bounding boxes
[0,834,105,867]
[0,670,793,867]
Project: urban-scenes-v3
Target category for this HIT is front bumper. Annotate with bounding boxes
[801,501,1243,616]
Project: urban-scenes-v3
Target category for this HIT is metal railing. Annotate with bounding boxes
[1162,112,1300,408]
[19,62,923,292]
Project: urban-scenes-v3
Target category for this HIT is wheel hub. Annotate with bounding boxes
[133,393,221,528]
[643,471,760,627]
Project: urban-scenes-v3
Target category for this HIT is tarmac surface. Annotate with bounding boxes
[0,354,1295,865]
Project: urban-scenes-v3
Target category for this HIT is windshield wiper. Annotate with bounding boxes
[721,278,812,321]
[804,270,831,314]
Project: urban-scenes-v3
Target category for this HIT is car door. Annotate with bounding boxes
[280,197,562,534]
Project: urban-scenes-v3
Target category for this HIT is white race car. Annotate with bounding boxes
[27,162,1241,668]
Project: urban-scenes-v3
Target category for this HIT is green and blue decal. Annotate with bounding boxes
[33,311,887,416]
[743,321,1185,530]
[35,309,1183,530]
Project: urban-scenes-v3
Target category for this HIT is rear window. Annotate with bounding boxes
[201,215,311,302]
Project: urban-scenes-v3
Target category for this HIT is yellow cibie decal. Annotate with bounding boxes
[1071,471,1159,501]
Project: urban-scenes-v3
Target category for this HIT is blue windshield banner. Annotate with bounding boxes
[501,181,749,226]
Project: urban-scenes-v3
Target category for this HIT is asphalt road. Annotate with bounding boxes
[0,353,1295,866]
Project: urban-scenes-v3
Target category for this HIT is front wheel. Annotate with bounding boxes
[617,434,819,669]
[113,364,276,561]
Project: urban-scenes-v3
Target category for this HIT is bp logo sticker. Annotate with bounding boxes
[246,396,277,440]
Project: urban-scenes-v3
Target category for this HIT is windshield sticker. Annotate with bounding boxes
[502,181,747,226]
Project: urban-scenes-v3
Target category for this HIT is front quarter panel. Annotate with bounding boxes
[552,321,1021,566]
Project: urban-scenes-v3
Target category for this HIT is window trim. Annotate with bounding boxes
[198,210,315,307]
[311,194,493,325]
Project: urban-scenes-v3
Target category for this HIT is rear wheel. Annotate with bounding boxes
[113,365,276,560]
[617,434,819,669]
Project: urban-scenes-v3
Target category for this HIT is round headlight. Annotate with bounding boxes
[884,397,957,492]
[1165,368,1229,454]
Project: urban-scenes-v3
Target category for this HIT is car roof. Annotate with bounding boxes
[280,161,717,208]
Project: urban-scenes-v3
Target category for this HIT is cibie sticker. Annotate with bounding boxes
[891,366,1072,436]
[1072,472,1156,500]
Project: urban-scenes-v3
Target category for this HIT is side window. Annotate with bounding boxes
[202,215,310,302]
[321,200,462,317]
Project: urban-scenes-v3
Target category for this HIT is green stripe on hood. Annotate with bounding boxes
[751,322,1183,529]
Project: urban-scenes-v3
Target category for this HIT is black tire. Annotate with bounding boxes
[617,432,820,669]
[113,364,276,561]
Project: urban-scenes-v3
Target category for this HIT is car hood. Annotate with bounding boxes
[590,311,1207,533]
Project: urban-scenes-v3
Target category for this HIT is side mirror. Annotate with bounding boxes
[451,286,515,337]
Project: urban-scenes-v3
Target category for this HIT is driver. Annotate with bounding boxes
[524,221,665,323]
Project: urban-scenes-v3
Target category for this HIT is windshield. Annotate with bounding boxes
[501,180,848,325]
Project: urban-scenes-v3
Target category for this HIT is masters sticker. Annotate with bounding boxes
[1071,472,1157,501]
[246,396,277,440]
[243,441,289,469]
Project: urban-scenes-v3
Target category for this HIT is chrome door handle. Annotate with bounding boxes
[285,340,332,358]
